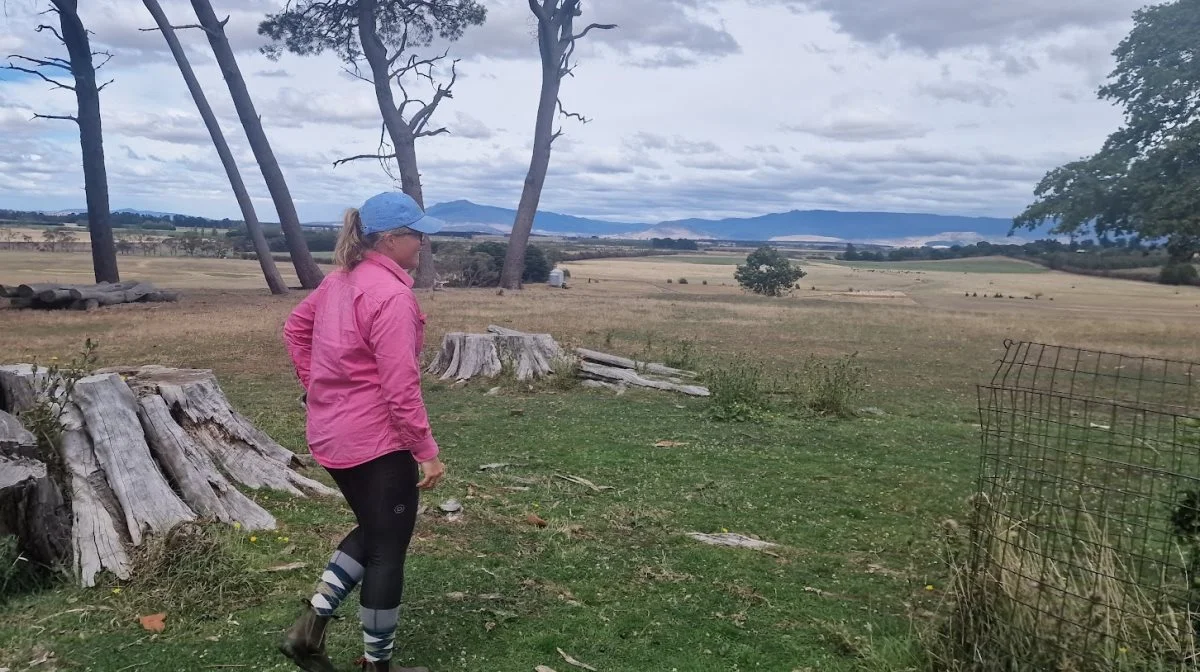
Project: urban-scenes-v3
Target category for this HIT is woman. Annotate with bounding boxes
[280,191,446,672]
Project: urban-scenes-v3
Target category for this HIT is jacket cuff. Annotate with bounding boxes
[410,434,439,463]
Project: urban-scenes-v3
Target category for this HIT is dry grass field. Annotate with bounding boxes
[2,250,1199,671]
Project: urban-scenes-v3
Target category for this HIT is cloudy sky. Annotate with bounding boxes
[0,0,1142,224]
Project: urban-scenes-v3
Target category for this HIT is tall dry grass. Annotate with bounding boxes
[930,495,1198,671]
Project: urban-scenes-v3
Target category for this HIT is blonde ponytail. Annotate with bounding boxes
[334,208,369,270]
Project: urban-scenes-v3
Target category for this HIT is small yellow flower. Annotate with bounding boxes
[1119,647,1128,655]
[112,587,122,595]
[721,528,729,533]
[925,585,935,592]
[281,536,289,543]
[249,536,258,543]
[232,522,242,530]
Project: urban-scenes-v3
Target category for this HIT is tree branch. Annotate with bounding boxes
[333,152,398,168]
[3,63,74,90]
[32,112,77,123]
[415,127,449,138]
[34,23,65,45]
[97,78,114,91]
[571,22,616,41]
[408,59,458,136]
[557,98,589,124]
[7,54,69,71]
[92,50,113,71]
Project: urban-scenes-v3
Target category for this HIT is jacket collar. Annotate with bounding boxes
[363,251,414,287]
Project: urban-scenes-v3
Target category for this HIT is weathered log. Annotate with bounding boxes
[427,333,503,381]
[59,402,132,586]
[142,290,180,303]
[16,283,63,298]
[0,409,37,460]
[70,282,154,305]
[73,373,197,545]
[575,348,697,379]
[578,361,710,397]
[0,453,71,568]
[36,288,76,303]
[137,394,276,530]
[0,363,42,414]
[121,366,335,497]
[70,298,100,311]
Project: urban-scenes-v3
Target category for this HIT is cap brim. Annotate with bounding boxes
[407,214,444,235]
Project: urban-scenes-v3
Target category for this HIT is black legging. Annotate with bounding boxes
[326,450,421,610]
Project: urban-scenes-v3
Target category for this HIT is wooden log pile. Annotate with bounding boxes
[0,364,333,587]
[426,326,710,397]
[0,281,180,311]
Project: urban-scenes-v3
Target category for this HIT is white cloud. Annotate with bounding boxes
[0,0,1136,222]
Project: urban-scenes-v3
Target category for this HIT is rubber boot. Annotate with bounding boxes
[279,601,336,672]
[358,658,429,672]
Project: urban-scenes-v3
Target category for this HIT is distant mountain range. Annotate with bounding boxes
[42,201,1056,245]
[425,200,1053,246]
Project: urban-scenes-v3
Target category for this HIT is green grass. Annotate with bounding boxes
[835,258,1049,274]
[0,378,974,671]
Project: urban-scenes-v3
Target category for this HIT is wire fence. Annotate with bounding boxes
[953,340,1200,670]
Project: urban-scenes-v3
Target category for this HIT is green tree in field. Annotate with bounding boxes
[735,246,806,297]
[1015,0,1200,267]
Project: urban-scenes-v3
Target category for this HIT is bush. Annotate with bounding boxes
[704,358,769,422]
[1159,263,1199,286]
[453,242,550,286]
[802,354,866,418]
[678,278,689,285]
[664,339,696,370]
[735,246,807,297]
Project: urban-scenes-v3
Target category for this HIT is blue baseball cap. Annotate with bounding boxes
[358,191,443,236]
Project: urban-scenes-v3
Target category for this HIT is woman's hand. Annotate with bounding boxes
[416,457,445,490]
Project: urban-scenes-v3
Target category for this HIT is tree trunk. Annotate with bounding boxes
[144,0,288,296]
[357,0,436,289]
[500,60,562,289]
[189,0,323,289]
[52,0,119,284]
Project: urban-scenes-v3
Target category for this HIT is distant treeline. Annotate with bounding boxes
[650,237,699,250]
[840,239,1198,286]
[0,208,247,231]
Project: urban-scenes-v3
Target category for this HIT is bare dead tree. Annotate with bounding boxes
[260,0,486,290]
[5,0,120,283]
[141,0,288,295]
[188,0,323,289]
[499,0,614,290]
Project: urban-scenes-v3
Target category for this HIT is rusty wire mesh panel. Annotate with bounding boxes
[958,340,1200,670]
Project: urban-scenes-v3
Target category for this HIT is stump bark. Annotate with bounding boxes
[0,364,332,587]
[426,326,567,382]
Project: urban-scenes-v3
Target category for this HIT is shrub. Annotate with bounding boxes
[735,246,807,297]
[704,358,769,422]
[702,280,708,285]
[678,278,689,285]
[1159,263,1199,286]
[664,339,696,371]
[666,278,673,284]
[801,354,866,418]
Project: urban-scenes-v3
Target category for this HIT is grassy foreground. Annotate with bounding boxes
[2,252,1199,671]
[1,373,974,671]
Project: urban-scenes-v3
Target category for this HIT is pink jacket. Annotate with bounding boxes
[283,251,438,469]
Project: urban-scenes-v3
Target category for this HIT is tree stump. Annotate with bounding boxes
[427,333,504,381]
[0,364,333,587]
